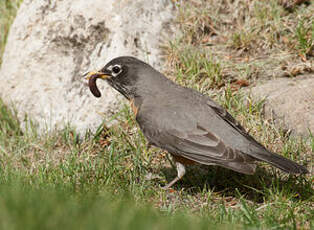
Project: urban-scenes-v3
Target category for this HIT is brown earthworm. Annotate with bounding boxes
[88,74,102,98]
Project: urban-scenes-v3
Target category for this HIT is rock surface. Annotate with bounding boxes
[0,0,176,134]
[248,76,314,136]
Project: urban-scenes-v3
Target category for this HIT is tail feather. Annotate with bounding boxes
[252,149,308,174]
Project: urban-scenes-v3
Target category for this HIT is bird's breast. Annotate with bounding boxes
[130,98,139,117]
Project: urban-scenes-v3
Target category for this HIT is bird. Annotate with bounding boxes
[84,56,308,189]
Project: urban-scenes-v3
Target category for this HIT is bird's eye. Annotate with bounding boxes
[112,65,121,74]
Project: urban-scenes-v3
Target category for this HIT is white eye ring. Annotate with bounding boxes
[109,64,122,76]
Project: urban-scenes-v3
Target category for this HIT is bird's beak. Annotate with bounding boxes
[83,70,111,80]
[84,70,112,98]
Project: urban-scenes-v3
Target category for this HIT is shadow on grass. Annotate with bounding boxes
[160,164,313,202]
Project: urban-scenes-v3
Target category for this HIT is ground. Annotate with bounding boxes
[0,0,313,229]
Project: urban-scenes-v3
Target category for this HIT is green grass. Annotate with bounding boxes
[0,96,313,229]
[0,177,228,230]
[0,0,23,64]
[295,19,314,56]
[0,0,313,229]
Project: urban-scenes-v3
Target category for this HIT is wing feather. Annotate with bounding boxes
[137,98,307,175]
[137,106,257,174]
[206,99,308,174]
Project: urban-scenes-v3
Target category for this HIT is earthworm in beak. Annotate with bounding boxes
[84,71,111,98]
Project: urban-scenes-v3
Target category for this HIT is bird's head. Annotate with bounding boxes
[85,56,157,99]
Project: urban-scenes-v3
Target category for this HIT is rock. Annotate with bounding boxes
[0,0,176,134]
[248,76,314,136]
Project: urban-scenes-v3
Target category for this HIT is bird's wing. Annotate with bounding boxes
[205,98,265,150]
[166,124,254,162]
[205,98,308,174]
[137,99,308,174]
[166,124,258,174]
[137,105,256,174]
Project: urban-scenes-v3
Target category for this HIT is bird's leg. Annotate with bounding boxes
[166,153,176,169]
[162,162,186,190]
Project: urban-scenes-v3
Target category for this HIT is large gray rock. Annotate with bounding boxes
[0,0,176,134]
[248,76,314,136]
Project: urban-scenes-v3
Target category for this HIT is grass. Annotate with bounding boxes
[0,0,22,65]
[0,0,313,229]
[0,177,228,230]
[295,19,314,56]
[0,98,312,229]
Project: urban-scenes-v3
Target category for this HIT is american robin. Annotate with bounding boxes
[85,56,308,189]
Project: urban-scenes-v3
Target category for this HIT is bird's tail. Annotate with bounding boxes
[253,149,308,174]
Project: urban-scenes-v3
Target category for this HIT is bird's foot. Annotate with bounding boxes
[161,177,180,190]
[161,162,186,190]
